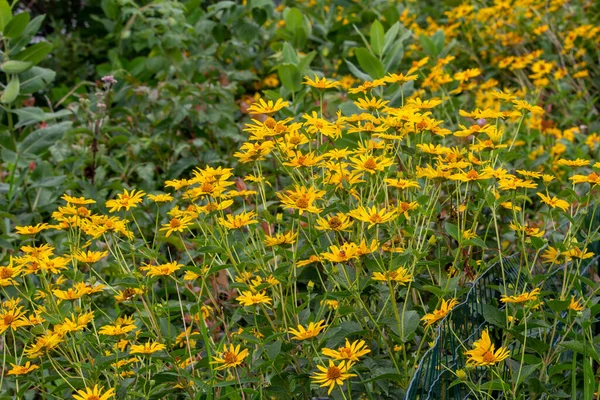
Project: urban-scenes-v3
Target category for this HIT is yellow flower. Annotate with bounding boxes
[563,246,594,260]
[321,243,360,263]
[105,189,145,212]
[159,215,193,237]
[73,250,108,264]
[350,154,394,174]
[354,96,389,111]
[509,221,544,237]
[73,385,116,400]
[114,287,143,302]
[315,214,353,232]
[14,223,50,235]
[247,98,289,115]
[0,307,28,334]
[288,320,327,340]
[322,339,371,362]
[147,193,174,203]
[53,287,85,301]
[7,361,39,375]
[541,246,562,264]
[384,178,420,190]
[311,360,356,395]
[348,206,397,228]
[421,298,459,327]
[218,211,258,229]
[372,267,413,285]
[129,341,166,355]
[303,75,340,89]
[277,185,325,215]
[384,72,418,84]
[321,299,339,310]
[61,194,96,205]
[282,150,324,168]
[500,288,541,304]
[556,158,590,167]
[465,329,510,366]
[537,192,569,212]
[568,297,584,311]
[264,231,297,246]
[141,261,183,277]
[236,291,272,307]
[211,344,249,370]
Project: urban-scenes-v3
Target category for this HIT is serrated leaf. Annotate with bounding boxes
[370,20,385,56]
[355,47,385,79]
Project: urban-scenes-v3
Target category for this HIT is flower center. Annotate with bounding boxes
[363,157,377,170]
[0,268,13,279]
[3,314,15,325]
[327,366,342,380]
[482,351,496,363]
[170,218,182,229]
[265,118,276,129]
[223,351,237,364]
[295,197,309,209]
[467,170,479,180]
[369,214,383,224]
[201,182,215,193]
[340,348,352,358]
[329,217,342,229]
[87,396,101,400]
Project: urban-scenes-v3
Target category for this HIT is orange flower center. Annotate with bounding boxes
[265,118,276,129]
[369,214,383,224]
[363,157,378,170]
[338,250,347,258]
[3,314,16,325]
[466,170,479,180]
[295,197,309,209]
[170,218,182,229]
[0,268,13,279]
[201,182,215,193]
[482,351,496,363]
[327,366,342,380]
[87,396,101,400]
[223,351,237,364]
[339,348,352,358]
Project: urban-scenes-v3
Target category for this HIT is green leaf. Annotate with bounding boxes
[278,63,301,92]
[370,20,385,56]
[560,341,600,363]
[13,42,53,65]
[1,75,19,104]
[546,299,570,313]
[297,51,315,75]
[382,22,400,55]
[3,11,29,38]
[345,59,372,81]
[282,42,298,65]
[265,341,281,360]
[285,8,303,32]
[12,107,71,129]
[17,121,72,155]
[355,47,385,79]
[584,357,594,400]
[400,310,420,341]
[481,304,505,327]
[419,34,437,58]
[0,0,11,32]
[18,66,55,93]
[444,222,459,241]
[1,60,32,74]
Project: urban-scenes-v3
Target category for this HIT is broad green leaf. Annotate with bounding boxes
[17,121,72,155]
[12,107,71,129]
[278,63,301,92]
[382,22,400,55]
[345,59,372,81]
[400,310,420,341]
[560,340,600,363]
[444,222,459,241]
[285,8,303,32]
[282,42,298,65]
[1,75,19,104]
[481,304,505,327]
[19,66,56,94]
[370,20,385,56]
[297,50,315,74]
[3,11,29,38]
[419,34,437,57]
[1,60,32,74]
[8,15,45,55]
[13,42,53,65]
[0,0,11,32]
[355,47,385,79]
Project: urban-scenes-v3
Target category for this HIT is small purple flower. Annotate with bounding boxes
[476,118,487,126]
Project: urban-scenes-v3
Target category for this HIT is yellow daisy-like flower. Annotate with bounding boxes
[350,154,394,174]
[562,246,594,260]
[129,341,166,355]
[61,194,96,205]
[141,262,183,278]
[14,223,50,235]
[211,344,249,370]
[159,215,193,237]
[7,361,39,375]
[105,189,145,212]
[322,339,371,362]
[354,96,389,111]
[288,320,327,340]
[73,250,108,264]
[537,192,569,212]
[500,288,541,304]
[320,243,360,263]
[147,193,174,203]
[236,291,272,307]
[556,158,591,167]
[311,360,356,395]
[218,211,258,230]
[73,385,116,400]
[421,298,460,327]
[247,98,289,115]
[348,205,397,228]
[0,307,29,334]
[372,267,413,285]
[277,185,325,215]
[384,178,421,190]
[465,329,509,366]
[315,214,353,232]
[263,231,297,246]
[568,297,584,311]
[303,75,340,89]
